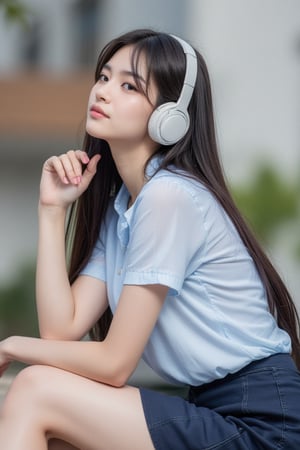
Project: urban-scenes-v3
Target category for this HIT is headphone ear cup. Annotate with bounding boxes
[148,102,190,145]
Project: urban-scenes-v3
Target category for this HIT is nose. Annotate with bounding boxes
[95,81,111,103]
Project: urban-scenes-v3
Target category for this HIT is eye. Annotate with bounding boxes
[98,73,109,82]
[122,82,137,91]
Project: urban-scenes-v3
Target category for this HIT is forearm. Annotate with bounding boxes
[3,335,124,387]
[1,285,167,387]
[36,205,75,338]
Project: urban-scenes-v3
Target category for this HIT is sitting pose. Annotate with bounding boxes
[0,29,300,449]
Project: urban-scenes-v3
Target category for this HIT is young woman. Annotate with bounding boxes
[0,28,300,449]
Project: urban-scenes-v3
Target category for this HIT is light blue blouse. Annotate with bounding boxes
[81,158,291,386]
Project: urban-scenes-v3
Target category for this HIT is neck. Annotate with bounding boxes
[109,140,158,204]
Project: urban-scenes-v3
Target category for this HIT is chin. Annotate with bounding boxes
[86,124,102,139]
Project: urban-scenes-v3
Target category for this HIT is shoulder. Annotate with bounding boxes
[134,169,240,243]
[142,169,210,206]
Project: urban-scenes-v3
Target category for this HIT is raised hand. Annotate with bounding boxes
[39,150,101,209]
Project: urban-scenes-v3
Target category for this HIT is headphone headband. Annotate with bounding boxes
[148,34,198,145]
[170,35,197,110]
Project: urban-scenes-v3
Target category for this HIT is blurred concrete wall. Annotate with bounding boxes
[188,0,300,183]
[0,0,299,308]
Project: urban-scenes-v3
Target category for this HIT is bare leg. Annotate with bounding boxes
[0,365,154,450]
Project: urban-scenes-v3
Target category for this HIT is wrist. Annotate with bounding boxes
[38,202,68,220]
[2,336,18,362]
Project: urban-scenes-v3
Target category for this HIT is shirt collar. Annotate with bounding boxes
[145,154,163,178]
[113,155,162,247]
[114,154,162,214]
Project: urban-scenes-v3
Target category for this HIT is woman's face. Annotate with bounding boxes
[86,45,158,148]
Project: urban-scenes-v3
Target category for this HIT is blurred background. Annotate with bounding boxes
[0,0,299,387]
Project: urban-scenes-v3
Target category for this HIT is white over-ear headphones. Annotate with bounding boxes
[148,35,197,145]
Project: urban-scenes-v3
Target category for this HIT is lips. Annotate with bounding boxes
[90,104,109,118]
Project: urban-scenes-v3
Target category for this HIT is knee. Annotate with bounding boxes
[8,364,48,396]
[1,365,54,417]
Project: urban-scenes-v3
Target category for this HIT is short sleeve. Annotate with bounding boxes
[80,200,117,282]
[80,235,106,281]
[123,178,205,294]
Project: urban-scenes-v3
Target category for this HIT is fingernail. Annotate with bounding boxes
[73,176,81,184]
[63,177,69,184]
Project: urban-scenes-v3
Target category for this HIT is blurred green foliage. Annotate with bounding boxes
[231,165,300,245]
[0,0,34,339]
[0,263,38,339]
[0,0,29,25]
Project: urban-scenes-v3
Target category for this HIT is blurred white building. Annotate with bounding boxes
[0,0,299,302]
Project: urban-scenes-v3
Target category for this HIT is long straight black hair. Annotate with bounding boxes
[66,29,300,368]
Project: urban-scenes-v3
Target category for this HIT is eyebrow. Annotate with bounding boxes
[103,63,146,84]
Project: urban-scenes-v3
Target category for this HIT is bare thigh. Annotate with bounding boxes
[6,365,154,450]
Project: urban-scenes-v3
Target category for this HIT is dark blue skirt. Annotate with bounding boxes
[140,353,300,449]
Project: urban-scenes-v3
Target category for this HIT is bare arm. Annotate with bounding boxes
[36,150,105,340]
[1,284,168,386]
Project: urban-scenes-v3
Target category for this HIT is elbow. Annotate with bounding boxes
[39,327,56,340]
[39,321,59,340]
[39,330,67,340]
[39,325,81,341]
[39,325,63,340]
[106,367,131,388]
[109,376,126,388]
[104,359,136,388]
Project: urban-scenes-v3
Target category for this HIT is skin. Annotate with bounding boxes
[0,45,167,449]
